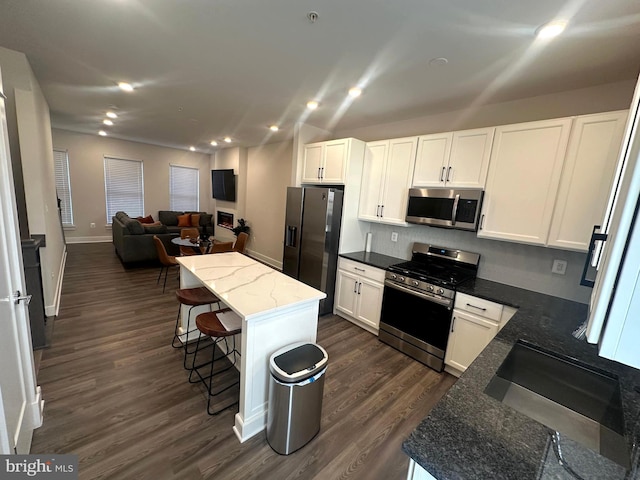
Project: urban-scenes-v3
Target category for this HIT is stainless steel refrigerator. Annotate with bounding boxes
[283,186,344,315]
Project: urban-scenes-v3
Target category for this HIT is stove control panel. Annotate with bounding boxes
[384,271,455,299]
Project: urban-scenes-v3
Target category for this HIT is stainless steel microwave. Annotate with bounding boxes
[406,188,484,231]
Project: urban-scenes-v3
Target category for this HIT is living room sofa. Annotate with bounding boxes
[158,211,214,236]
[112,211,179,265]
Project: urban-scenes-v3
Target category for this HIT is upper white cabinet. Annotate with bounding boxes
[478,118,572,245]
[413,127,495,188]
[358,137,418,225]
[412,133,452,186]
[302,138,364,184]
[547,111,628,251]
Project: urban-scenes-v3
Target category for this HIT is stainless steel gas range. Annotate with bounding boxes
[379,243,480,372]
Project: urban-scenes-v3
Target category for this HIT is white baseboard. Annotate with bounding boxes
[45,248,67,317]
[65,236,111,244]
[246,249,282,270]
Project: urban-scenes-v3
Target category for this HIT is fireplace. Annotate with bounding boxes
[217,211,234,230]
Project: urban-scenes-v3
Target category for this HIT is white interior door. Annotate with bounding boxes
[0,69,42,454]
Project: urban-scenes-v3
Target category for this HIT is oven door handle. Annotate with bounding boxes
[384,280,452,308]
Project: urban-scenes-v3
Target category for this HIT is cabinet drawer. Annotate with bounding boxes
[454,292,503,322]
[338,258,386,283]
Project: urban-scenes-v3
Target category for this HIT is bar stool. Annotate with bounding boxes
[188,308,241,415]
[172,287,222,368]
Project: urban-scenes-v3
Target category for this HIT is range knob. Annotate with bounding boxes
[412,280,419,287]
[438,288,445,295]
[399,276,405,282]
[427,285,434,292]
[390,274,397,280]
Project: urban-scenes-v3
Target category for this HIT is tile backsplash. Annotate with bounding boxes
[368,223,592,304]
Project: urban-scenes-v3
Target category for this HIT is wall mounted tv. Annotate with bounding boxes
[211,169,236,201]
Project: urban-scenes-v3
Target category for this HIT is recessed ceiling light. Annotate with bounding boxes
[103,119,113,126]
[224,137,232,143]
[210,140,218,146]
[106,111,118,119]
[118,82,134,92]
[189,146,196,152]
[269,125,279,132]
[348,87,362,98]
[307,100,319,110]
[98,130,107,136]
[536,21,567,39]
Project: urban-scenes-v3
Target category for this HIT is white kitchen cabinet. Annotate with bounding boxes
[412,132,452,186]
[444,310,499,374]
[413,128,494,188]
[478,118,572,245]
[335,258,385,334]
[301,138,364,184]
[358,136,418,225]
[444,293,516,377]
[547,111,628,251]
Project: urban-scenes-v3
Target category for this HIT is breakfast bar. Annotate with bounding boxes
[176,252,326,442]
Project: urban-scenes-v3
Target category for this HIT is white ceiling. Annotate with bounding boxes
[0,0,639,152]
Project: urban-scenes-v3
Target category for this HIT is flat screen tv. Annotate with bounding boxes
[211,169,236,201]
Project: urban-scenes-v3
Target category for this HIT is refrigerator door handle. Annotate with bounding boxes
[285,226,298,247]
[580,225,608,287]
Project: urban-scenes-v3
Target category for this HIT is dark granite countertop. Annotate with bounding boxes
[402,282,640,479]
[339,251,406,270]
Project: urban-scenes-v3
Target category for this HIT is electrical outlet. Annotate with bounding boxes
[391,232,398,242]
[552,259,567,275]
[90,223,96,228]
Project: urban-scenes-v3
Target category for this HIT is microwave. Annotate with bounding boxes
[406,188,484,231]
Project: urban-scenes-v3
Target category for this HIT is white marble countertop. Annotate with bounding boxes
[176,252,326,320]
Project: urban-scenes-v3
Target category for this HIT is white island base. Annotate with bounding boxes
[176,253,325,442]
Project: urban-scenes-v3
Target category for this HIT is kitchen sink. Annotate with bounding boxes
[484,340,629,468]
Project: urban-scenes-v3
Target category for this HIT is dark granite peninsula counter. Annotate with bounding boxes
[403,280,640,479]
[339,251,406,270]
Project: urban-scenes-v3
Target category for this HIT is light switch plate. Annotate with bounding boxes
[552,259,567,275]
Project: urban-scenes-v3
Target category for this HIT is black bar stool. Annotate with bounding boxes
[173,287,221,369]
[188,308,241,415]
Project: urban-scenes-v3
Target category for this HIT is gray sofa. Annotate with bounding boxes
[112,211,179,265]
[158,210,214,236]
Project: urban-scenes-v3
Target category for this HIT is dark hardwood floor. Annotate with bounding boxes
[31,243,456,480]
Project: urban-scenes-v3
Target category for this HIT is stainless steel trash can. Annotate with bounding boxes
[266,342,328,455]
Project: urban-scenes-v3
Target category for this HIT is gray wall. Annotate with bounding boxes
[0,46,66,316]
[52,128,212,242]
[335,80,636,141]
[369,223,591,304]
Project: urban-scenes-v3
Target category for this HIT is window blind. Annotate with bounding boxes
[170,165,199,212]
[53,149,74,226]
[104,156,144,222]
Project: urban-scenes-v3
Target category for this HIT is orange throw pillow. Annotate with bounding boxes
[177,213,191,227]
[190,213,200,227]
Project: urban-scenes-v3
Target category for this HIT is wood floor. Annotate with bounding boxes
[31,243,456,480]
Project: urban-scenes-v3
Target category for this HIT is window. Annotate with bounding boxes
[104,156,144,223]
[170,165,199,212]
[53,149,74,226]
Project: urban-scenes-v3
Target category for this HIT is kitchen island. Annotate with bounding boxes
[176,252,326,443]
